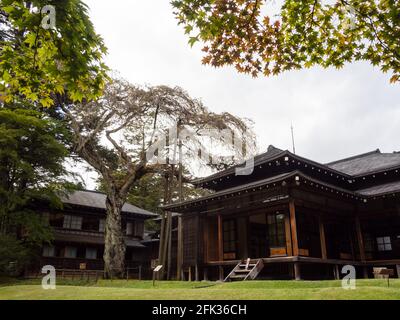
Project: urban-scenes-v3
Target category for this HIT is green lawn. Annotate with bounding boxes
[1,279,399,300]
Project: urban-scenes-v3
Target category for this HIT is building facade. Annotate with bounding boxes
[36,190,157,275]
[165,146,400,281]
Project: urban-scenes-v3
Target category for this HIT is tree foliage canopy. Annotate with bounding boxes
[172,0,400,82]
[0,0,108,106]
[0,105,74,274]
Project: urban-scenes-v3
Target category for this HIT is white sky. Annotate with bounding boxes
[78,0,400,188]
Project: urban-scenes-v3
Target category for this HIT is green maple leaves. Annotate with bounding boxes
[0,0,109,107]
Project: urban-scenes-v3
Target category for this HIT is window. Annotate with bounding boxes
[134,221,144,237]
[63,215,82,230]
[64,246,77,258]
[82,217,99,231]
[377,236,392,251]
[43,245,55,257]
[85,248,97,260]
[223,219,237,253]
[99,219,105,233]
[49,213,64,228]
[126,222,133,236]
[267,212,286,248]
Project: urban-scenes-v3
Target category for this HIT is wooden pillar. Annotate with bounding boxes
[177,216,183,280]
[203,268,209,281]
[218,214,223,261]
[195,264,199,282]
[362,267,369,279]
[284,213,293,256]
[349,226,356,260]
[218,266,224,281]
[289,200,299,256]
[319,217,327,260]
[355,216,366,261]
[334,265,340,280]
[293,263,301,281]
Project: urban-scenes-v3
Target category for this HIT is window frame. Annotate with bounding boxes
[267,212,286,248]
[63,215,83,230]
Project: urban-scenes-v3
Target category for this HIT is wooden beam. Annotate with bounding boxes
[289,200,299,256]
[319,217,327,260]
[355,215,366,261]
[284,212,293,256]
[218,214,223,261]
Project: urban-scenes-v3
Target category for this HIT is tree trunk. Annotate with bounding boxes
[104,194,126,279]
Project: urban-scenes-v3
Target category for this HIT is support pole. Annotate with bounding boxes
[289,200,299,256]
[176,136,184,280]
[284,213,293,256]
[319,217,327,260]
[294,263,301,281]
[218,215,223,261]
[219,266,224,281]
[355,215,366,261]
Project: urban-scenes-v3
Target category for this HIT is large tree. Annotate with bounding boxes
[0,0,108,106]
[172,0,400,82]
[60,78,256,278]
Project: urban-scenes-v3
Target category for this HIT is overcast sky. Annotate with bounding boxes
[79,0,400,188]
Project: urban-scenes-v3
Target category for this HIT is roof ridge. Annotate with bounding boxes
[78,189,104,194]
[326,149,381,166]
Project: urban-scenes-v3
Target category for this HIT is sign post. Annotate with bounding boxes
[153,265,163,287]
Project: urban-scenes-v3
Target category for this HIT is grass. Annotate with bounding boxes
[1,279,400,300]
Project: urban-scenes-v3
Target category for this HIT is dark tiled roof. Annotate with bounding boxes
[164,172,298,209]
[61,190,158,217]
[193,145,285,184]
[357,181,400,196]
[326,150,400,176]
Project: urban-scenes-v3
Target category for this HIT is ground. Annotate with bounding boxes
[1,279,400,300]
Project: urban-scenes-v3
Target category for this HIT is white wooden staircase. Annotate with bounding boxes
[224,258,264,282]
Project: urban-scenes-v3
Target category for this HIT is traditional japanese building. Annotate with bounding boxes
[164,146,400,281]
[37,190,158,274]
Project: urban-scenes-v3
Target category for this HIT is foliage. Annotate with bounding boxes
[172,0,400,82]
[0,234,30,276]
[0,105,75,274]
[0,0,108,106]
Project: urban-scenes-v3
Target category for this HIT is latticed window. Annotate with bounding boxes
[377,236,392,251]
[63,215,82,230]
[267,212,286,248]
[42,245,55,257]
[64,246,77,258]
[223,219,237,253]
[99,219,105,233]
[85,248,97,260]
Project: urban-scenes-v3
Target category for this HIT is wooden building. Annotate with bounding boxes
[164,146,400,280]
[36,190,158,275]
